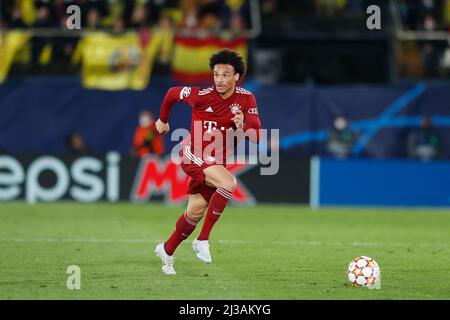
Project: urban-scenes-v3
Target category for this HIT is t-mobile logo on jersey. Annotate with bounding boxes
[203,121,236,132]
[169,121,279,176]
[203,121,218,133]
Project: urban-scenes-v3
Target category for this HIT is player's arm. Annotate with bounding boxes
[233,95,262,144]
[243,110,262,144]
[156,86,196,134]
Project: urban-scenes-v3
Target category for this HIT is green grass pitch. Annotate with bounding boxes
[1,202,450,300]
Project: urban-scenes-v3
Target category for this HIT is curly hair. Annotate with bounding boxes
[209,49,246,80]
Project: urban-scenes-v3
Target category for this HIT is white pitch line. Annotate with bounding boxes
[218,239,450,248]
[0,238,157,243]
[0,238,448,248]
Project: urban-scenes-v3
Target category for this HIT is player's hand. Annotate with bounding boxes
[155,119,170,134]
[232,110,244,130]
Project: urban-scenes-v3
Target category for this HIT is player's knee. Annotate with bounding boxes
[186,208,205,221]
[220,175,237,193]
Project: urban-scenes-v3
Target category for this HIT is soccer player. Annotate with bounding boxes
[154,49,262,275]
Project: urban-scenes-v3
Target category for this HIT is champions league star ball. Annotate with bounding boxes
[347,256,381,289]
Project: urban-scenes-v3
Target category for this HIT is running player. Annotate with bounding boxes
[154,49,262,275]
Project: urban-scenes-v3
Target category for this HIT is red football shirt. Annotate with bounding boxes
[159,85,262,164]
[132,122,164,157]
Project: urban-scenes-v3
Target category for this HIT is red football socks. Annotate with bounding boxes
[197,187,233,241]
[163,187,233,255]
[164,211,199,256]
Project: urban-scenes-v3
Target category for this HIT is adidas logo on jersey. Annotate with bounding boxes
[198,87,214,96]
[236,87,251,95]
[205,107,213,113]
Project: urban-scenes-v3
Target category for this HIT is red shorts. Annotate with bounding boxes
[180,145,220,202]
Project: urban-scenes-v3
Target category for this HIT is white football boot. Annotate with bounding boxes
[192,238,212,264]
[154,243,176,275]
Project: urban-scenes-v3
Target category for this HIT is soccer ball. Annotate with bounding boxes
[347,256,381,289]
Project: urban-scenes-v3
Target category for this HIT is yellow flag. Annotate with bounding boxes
[0,31,31,83]
[80,32,160,90]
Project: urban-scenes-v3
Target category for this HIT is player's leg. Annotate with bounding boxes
[196,165,237,242]
[191,184,216,263]
[164,193,208,255]
[155,193,208,274]
[186,193,209,220]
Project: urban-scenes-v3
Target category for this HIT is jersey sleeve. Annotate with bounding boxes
[159,86,199,123]
[243,94,262,144]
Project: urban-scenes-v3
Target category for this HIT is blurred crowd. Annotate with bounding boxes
[260,0,450,32]
[395,0,450,79]
[0,0,252,75]
[3,1,450,33]
[0,0,251,33]
[1,0,450,80]
[397,0,450,32]
[260,0,386,32]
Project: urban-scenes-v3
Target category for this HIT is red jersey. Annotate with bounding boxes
[159,86,262,164]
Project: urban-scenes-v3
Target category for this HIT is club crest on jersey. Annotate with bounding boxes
[180,87,191,99]
[230,103,241,114]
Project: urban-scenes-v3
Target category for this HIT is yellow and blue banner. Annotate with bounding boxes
[76,31,165,90]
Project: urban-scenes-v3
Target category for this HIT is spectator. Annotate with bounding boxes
[112,16,126,34]
[420,42,442,77]
[34,2,57,27]
[102,0,126,28]
[53,0,67,26]
[30,5,55,73]
[326,115,355,158]
[65,133,91,155]
[132,110,165,157]
[407,115,441,161]
[86,8,101,31]
[152,15,175,71]
[129,4,150,29]
[9,7,27,29]
[198,0,222,30]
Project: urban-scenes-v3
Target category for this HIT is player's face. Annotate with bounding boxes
[213,64,239,94]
